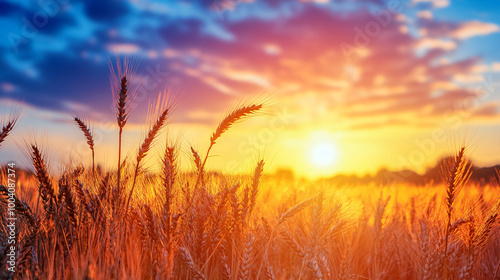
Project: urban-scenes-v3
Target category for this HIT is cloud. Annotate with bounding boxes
[415,38,456,50]
[450,20,499,39]
[1,0,499,133]
[473,102,500,118]
[106,43,141,54]
[150,5,495,130]
[1,82,16,92]
[453,73,484,83]
[492,63,500,72]
[418,18,499,40]
[417,10,432,19]
[412,0,449,9]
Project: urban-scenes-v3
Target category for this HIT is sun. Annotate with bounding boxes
[309,143,339,168]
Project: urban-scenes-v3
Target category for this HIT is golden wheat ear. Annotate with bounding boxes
[178,246,206,280]
[162,143,177,208]
[116,75,129,128]
[247,160,264,219]
[73,116,95,171]
[0,107,21,149]
[191,146,202,176]
[24,142,58,217]
[109,55,140,128]
[196,102,265,187]
[444,147,471,216]
[210,103,263,146]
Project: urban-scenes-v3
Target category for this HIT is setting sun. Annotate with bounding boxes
[309,142,339,168]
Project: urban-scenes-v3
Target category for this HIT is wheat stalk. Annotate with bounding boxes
[179,246,206,280]
[163,143,177,252]
[29,144,56,211]
[256,196,316,279]
[110,56,138,196]
[73,116,95,172]
[163,145,177,202]
[0,108,21,149]
[196,103,263,186]
[191,147,202,176]
[474,199,500,251]
[248,160,264,219]
[445,147,469,217]
[443,146,470,280]
[189,146,206,195]
[238,234,256,280]
[279,229,305,258]
[305,257,323,280]
[136,109,169,165]
[116,75,129,129]
[124,94,170,215]
[277,197,316,226]
[265,263,276,280]
[60,182,78,230]
[98,172,110,202]
[211,104,263,145]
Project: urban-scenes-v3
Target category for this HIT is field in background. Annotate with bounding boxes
[1,163,500,279]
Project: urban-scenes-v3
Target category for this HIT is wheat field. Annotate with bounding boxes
[1,70,500,280]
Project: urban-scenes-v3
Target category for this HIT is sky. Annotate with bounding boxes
[2,0,500,179]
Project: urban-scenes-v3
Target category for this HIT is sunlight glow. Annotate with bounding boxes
[309,143,339,168]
